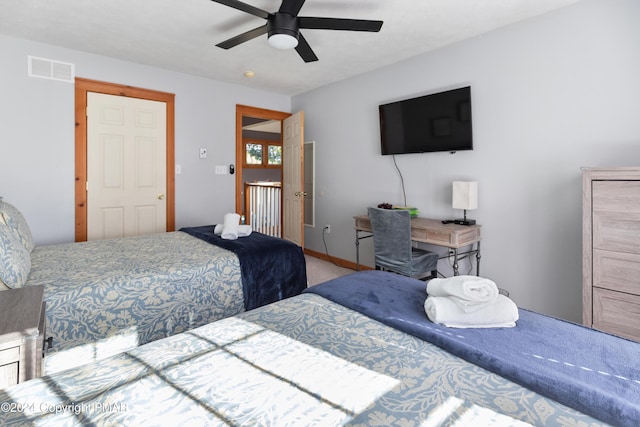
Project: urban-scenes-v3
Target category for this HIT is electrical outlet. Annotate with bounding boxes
[199,147,207,159]
[325,224,330,234]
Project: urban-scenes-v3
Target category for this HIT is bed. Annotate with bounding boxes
[0,201,307,374]
[1,270,637,426]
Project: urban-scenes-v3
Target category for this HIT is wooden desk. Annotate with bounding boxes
[354,215,482,276]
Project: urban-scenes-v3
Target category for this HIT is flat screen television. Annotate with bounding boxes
[379,86,473,155]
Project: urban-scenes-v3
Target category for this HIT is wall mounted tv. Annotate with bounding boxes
[379,86,472,155]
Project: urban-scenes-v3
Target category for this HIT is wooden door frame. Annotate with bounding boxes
[235,105,291,216]
[74,78,176,241]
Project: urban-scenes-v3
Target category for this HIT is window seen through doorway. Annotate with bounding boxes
[244,141,282,167]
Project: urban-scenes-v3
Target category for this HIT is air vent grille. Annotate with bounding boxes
[28,56,75,83]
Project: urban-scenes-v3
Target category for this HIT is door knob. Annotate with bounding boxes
[158,194,165,200]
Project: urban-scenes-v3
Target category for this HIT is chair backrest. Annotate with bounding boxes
[367,207,413,263]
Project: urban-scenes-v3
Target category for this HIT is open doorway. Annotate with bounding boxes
[234,105,310,247]
[235,105,291,236]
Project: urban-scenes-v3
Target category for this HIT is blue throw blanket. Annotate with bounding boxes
[181,226,307,310]
[305,270,640,427]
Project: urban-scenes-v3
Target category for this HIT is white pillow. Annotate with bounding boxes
[0,222,31,289]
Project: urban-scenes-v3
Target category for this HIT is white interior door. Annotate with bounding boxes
[282,111,304,247]
[87,92,167,240]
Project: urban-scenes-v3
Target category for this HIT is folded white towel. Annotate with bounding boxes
[214,224,252,237]
[427,275,499,313]
[424,294,519,328]
[221,213,241,240]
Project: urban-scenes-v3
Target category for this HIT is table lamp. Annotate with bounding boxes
[452,181,478,225]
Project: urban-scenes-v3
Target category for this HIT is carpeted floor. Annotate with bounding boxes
[305,254,354,286]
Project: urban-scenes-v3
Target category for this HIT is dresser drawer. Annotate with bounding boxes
[592,211,640,254]
[594,249,640,296]
[593,181,640,213]
[0,361,19,389]
[593,287,640,342]
[592,181,640,254]
[0,347,20,389]
[0,346,20,365]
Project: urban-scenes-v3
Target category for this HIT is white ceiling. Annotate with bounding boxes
[0,0,581,95]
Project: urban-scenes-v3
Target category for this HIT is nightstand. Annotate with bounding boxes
[0,285,46,388]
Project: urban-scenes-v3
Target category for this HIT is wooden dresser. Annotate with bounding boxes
[583,167,640,341]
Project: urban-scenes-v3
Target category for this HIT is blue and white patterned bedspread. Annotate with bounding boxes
[26,231,245,374]
[0,293,605,426]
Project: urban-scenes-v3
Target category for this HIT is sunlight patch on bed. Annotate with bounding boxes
[189,315,267,345]
[160,318,399,425]
[9,319,400,426]
[422,396,533,427]
[226,326,401,415]
[45,327,140,374]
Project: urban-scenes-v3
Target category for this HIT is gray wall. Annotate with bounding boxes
[295,0,640,322]
[0,34,290,245]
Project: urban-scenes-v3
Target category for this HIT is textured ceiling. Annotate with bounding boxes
[0,0,581,95]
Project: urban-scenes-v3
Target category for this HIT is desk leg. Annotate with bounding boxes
[355,230,361,271]
[452,248,459,276]
[476,241,481,276]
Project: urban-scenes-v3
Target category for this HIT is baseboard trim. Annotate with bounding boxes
[303,248,373,271]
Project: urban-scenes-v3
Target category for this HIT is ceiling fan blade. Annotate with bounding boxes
[216,24,268,49]
[279,0,306,16]
[295,32,318,63]
[299,17,383,32]
[210,0,270,20]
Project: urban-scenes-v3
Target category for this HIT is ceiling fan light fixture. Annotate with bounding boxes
[267,13,299,50]
[268,33,299,50]
[211,0,383,62]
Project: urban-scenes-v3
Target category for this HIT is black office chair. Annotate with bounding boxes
[367,207,438,281]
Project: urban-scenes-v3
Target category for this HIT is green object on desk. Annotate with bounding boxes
[393,206,419,218]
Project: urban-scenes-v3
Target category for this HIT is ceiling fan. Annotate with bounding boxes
[211,0,383,62]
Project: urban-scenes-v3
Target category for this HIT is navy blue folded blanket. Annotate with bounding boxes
[304,270,640,427]
[180,226,307,310]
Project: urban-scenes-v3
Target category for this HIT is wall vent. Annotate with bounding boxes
[28,56,75,83]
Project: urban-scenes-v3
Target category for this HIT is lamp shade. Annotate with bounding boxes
[452,181,478,210]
